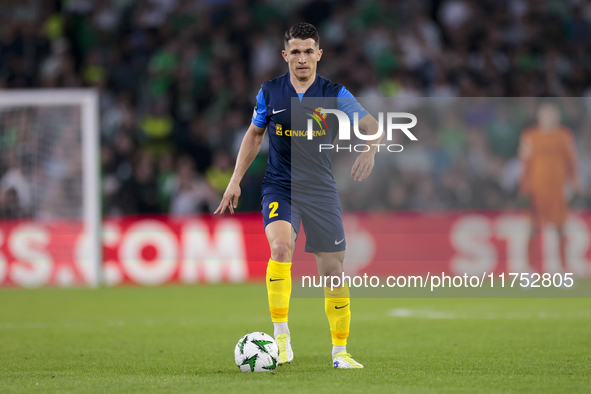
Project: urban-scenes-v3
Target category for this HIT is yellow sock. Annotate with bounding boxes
[324,285,351,346]
[266,259,291,323]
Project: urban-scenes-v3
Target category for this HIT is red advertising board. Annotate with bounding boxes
[0,212,590,287]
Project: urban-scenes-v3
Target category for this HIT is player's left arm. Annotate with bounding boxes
[564,130,580,193]
[350,114,382,181]
[337,86,382,181]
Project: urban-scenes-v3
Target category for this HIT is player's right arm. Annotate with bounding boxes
[214,122,266,214]
[215,87,269,214]
[518,129,532,196]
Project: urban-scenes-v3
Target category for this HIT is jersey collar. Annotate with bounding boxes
[287,72,319,98]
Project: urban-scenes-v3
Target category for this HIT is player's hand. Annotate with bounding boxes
[214,181,241,214]
[351,151,375,181]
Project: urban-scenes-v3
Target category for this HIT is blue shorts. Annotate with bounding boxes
[261,193,346,253]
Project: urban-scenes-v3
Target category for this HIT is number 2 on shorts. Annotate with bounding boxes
[269,202,278,218]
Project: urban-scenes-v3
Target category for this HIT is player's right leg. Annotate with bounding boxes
[553,204,569,272]
[527,203,542,273]
[262,194,298,364]
[556,224,567,273]
[527,223,540,273]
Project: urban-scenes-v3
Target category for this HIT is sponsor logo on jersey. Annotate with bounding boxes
[275,107,328,138]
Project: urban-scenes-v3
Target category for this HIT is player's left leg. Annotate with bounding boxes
[315,251,363,369]
[299,198,363,368]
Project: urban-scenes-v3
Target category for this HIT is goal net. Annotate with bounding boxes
[0,90,101,287]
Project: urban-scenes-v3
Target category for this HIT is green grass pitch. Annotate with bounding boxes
[0,284,590,393]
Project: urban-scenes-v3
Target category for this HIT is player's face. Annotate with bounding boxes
[537,104,560,131]
[282,38,322,81]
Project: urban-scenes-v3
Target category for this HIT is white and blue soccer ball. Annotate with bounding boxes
[234,332,279,372]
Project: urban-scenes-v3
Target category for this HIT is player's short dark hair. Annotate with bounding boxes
[284,22,319,47]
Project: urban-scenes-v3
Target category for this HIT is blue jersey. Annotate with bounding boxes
[252,73,367,201]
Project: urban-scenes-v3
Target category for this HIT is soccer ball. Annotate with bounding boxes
[234,332,279,372]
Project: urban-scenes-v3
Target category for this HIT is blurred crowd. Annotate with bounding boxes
[2,0,591,217]
[0,107,83,219]
[334,98,591,211]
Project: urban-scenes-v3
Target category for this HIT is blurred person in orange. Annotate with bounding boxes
[519,103,579,272]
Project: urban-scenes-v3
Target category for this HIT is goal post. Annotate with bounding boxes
[0,89,102,287]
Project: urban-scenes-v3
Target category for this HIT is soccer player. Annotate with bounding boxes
[519,103,579,272]
[214,22,381,368]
